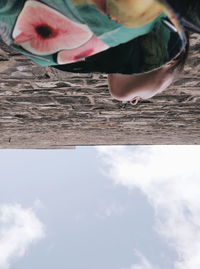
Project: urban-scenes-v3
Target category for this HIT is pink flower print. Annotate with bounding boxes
[57,35,109,64]
[12,0,92,56]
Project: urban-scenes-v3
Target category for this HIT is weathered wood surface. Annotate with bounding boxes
[0,34,200,148]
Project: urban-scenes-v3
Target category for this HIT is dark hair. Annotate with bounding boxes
[169,32,190,73]
[53,32,190,76]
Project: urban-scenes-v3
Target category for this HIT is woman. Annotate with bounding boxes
[0,0,199,103]
[108,33,190,105]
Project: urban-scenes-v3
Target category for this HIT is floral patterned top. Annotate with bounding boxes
[0,0,186,72]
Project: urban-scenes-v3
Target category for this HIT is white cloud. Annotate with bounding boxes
[0,203,45,269]
[121,251,155,269]
[96,146,200,269]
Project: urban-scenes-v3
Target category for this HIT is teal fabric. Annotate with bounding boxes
[0,1,25,45]
[0,0,182,70]
[74,4,168,47]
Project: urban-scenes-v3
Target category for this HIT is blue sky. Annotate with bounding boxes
[0,146,199,269]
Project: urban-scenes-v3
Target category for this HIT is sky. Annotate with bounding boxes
[0,146,200,269]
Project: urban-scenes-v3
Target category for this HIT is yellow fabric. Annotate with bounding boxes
[73,0,169,27]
